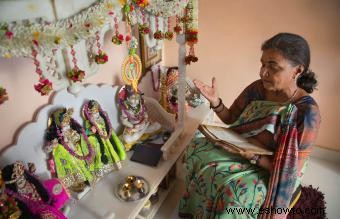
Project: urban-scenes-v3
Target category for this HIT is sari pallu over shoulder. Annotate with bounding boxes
[230,97,320,219]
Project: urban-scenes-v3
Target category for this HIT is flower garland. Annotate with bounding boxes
[184,0,198,65]
[144,0,189,17]
[83,101,113,140]
[0,86,8,104]
[0,0,122,58]
[143,14,164,50]
[34,78,53,96]
[56,119,95,163]
[94,31,108,64]
[66,46,86,83]
[164,17,174,40]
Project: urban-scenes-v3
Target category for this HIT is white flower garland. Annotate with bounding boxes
[186,0,198,31]
[145,0,189,17]
[0,0,122,58]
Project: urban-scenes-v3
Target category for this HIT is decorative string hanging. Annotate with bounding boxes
[121,4,142,93]
[138,9,150,35]
[184,0,198,65]
[153,16,164,40]
[0,86,9,105]
[164,17,174,40]
[94,31,108,64]
[111,12,124,45]
[32,49,53,96]
[174,15,182,34]
[66,46,86,83]
[0,0,198,99]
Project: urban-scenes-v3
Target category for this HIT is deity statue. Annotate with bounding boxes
[44,108,94,192]
[1,161,66,218]
[160,67,180,115]
[160,67,204,115]
[118,85,161,151]
[82,100,126,179]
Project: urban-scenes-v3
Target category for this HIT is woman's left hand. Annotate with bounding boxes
[215,143,256,161]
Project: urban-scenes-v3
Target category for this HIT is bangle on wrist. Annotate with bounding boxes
[210,98,222,109]
[214,104,225,113]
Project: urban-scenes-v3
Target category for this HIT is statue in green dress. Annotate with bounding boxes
[44,108,94,192]
[82,100,126,180]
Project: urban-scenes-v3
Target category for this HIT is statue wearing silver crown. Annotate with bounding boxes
[118,85,161,151]
[82,100,126,179]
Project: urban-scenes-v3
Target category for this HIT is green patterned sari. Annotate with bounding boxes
[179,97,320,219]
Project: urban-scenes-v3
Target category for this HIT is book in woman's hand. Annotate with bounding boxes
[198,124,273,155]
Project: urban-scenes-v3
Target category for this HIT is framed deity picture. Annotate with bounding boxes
[140,38,162,75]
[131,25,162,76]
[133,31,161,76]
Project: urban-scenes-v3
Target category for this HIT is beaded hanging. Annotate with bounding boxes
[174,15,182,34]
[138,9,150,35]
[111,14,124,45]
[153,16,164,40]
[0,86,8,105]
[66,46,86,83]
[164,17,174,40]
[184,0,198,65]
[32,49,53,96]
[94,31,108,64]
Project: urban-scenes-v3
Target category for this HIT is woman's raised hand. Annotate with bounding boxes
[193,77,219,106]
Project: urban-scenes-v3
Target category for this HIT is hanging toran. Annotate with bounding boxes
[0,0,196,97]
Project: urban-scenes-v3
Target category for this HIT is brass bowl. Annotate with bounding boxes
[116,176,149,202]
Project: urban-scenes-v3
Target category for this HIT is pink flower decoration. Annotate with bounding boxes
[5,31,13,40]
[32,39,39,47]
[34,78,53,96]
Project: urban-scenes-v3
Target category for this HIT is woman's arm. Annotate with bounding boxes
[194,78,252,124]
[193,77,233,123]
[211,100,239,124]
[194,78,262,125]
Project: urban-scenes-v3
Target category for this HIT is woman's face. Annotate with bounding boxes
[259,49,301,92]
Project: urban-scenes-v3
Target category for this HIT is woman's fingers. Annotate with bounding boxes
[193,77,218,102]
[212,77,216,89]
[193,79,205,89]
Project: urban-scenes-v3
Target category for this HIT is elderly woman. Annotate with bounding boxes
[179,33,321,219]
